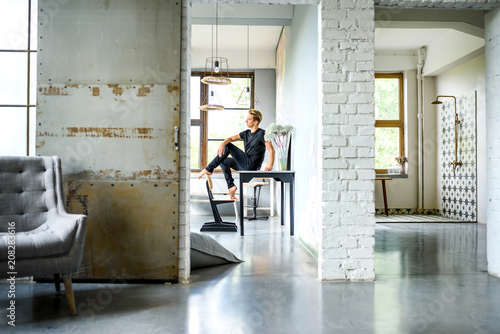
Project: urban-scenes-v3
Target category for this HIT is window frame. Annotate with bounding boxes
[0,0,37,156]
[191,71,255,171]
[375,72,405,174]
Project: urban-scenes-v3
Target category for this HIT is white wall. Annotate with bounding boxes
[277,5,320,256]
[435,55,486,223]
[485,7,500,277]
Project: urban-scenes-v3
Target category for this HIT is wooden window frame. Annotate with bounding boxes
[191,71,255,172]
[375,73,405,174]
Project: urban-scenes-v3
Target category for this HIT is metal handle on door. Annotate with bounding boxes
[174,126,179,151]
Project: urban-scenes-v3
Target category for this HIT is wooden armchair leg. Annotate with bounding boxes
[61,274,77,315]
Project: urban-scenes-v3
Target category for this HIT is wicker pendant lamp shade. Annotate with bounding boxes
[201,57,231,86]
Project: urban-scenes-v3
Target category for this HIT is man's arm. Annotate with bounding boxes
[218,134,242,157]
[264,141,275,171]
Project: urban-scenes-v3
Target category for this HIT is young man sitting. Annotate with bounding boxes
[198,109,275,199]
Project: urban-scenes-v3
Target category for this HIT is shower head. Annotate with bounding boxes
[431,100,443,105]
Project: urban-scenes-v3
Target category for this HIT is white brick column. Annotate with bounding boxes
[486,7,500,278]
[319,0,375,281]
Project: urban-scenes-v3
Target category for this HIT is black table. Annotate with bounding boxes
[239,170,295,236]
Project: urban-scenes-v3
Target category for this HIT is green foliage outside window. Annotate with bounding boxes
[375,77,402,169]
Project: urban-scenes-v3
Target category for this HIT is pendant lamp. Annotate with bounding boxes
[201,3,231,86]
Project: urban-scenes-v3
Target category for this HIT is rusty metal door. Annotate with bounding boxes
[36,0,181,280]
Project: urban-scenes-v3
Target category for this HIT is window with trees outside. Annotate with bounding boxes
[0,0,37,156]
[191,72,255,171]
[375,73,404,174]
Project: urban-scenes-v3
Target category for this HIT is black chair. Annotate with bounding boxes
[200,175,238,232]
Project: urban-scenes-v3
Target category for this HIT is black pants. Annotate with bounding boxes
[205,143,261,189]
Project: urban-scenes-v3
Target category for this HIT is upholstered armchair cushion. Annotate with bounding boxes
[0,156,87,277]
[0,213,82,261]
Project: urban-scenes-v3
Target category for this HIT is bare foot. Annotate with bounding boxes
[228,186,237,200]
[198,168,212,179]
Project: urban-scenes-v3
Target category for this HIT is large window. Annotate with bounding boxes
[0,0,37,156]
[375,73,404,174]
[191,72,255,171]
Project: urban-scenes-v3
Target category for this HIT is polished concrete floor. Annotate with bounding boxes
[1,216,500,333]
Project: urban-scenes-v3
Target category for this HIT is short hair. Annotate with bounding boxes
[249,109,262,124]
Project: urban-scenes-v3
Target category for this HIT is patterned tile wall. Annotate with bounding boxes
[440,91,477,221]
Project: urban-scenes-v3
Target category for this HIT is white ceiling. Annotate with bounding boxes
[374,27,484,52]
[191,25,283,53]
[191,4,486,74]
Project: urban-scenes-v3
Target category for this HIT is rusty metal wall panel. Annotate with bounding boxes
[37,83,180,179]
[66,181,179,280]
[37,0,182,280]
[38,0,180,84]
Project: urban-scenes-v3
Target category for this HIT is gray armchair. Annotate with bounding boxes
[0,156,87,314]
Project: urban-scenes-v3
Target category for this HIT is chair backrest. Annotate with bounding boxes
[0,156,63,232]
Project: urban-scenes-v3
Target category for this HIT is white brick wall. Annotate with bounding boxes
[320,0,375,281]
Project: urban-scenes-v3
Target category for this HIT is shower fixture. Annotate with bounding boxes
[432,95,462,176]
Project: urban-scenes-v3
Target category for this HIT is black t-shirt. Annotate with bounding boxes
[239,128,266,166]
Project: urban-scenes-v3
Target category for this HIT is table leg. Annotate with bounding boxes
[240,177,244,235]
[290,176,294,236]
[280,181,284,226]
[381,180,388,216]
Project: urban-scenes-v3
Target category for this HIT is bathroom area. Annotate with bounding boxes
[374,14,484,224]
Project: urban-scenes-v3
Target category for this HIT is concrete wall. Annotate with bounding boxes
[277,5,321,256]
[435,55,486,223]
[485,7,500,277]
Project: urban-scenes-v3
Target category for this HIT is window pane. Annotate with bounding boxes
[209,77,251,109]
[29,52,37,105]
[30,0,38,50]
[190,76,200,119]
[190,125,201,169]
[375,127,399,169]
[0,52,28,105]
[0,0,28,50]
[207,109,247,140]
[0,108,27,156]
[29,107,36,156]
[375,78,399,120]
